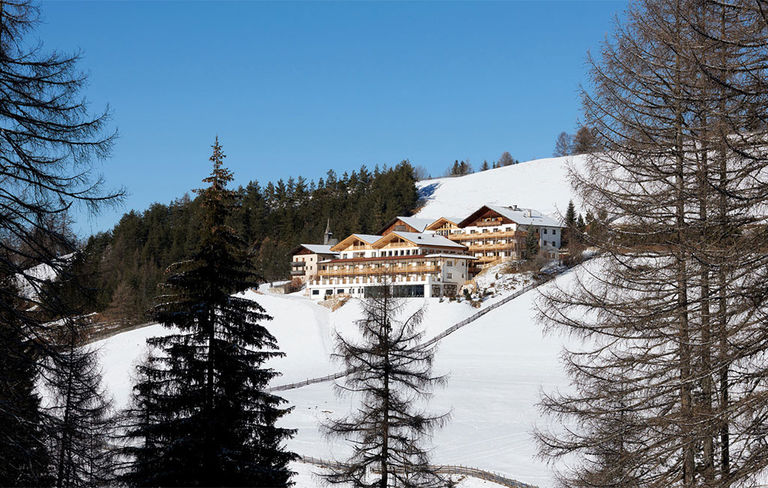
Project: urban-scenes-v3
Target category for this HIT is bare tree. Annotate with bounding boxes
[571,126,598,155]
[553,132,573,157]
[0,0,121,483]
[498,151,516,166]
[323,283,448,488]
[536,1,768,487]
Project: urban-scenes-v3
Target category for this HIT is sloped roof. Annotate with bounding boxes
[425,216,463,230]
[378,216,435,234]
[459,205,563,228]
[330,233,383,252]
[290,244,339,256]
[353,234,382,244]
[378,231,466,249]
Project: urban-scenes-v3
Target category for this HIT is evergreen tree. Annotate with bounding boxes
[563,200,577,249]
[0,275,52,487]
[523,226,539,260]
[323,283,447,488]
[47,321,115,488]
[480,160,490,171]
[121,138,296,487]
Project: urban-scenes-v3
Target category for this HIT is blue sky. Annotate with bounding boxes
[37,1,625,236]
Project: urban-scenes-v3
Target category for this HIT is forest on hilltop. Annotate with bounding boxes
[66,161,419,321]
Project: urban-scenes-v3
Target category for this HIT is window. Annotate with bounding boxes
[312,290,319,295]
[543,228,548,234]
[447,260,453,266]
[447,272,453,279]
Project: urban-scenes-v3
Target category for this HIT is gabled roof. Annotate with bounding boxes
[458,205,563,228]
[353,234,382,244]
[378,216,435,234]
[289,244,339,256]
[330,234,383,252]
[374,231,466,249]
[425,216,463,231]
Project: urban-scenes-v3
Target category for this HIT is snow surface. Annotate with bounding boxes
[15,254,74,301]
[416,155,585,222]
[290,461,510,487]
[94,275,574,488]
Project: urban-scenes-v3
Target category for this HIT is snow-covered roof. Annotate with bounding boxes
[460,205,563,228]
[386,231,466,248]
[353,234,382,245]
[425,216,464,230]
[294,244,338,255]
[378,215,435,234]
[397,216,434,232]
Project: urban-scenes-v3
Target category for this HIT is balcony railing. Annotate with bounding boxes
[448,230,523,241]
[318,265,440,277]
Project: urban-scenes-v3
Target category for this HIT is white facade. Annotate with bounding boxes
[307,232,474,300]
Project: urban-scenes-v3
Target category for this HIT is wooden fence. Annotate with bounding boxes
[298,455,538,488]
[267,279,544,393]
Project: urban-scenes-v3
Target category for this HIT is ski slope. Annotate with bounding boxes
[416,155,585,222]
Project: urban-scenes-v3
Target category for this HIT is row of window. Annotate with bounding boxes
[339,248,463,259]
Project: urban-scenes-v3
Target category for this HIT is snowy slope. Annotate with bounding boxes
[416,155,585,221]
[94,275,574,487]
[15,254,73,301]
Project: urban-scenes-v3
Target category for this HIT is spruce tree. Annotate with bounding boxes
[563,200,577,249]
[0,275,52,487]
[47,321,115,488]
[122,138,295,487]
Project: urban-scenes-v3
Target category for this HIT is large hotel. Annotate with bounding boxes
[290,205,563,300]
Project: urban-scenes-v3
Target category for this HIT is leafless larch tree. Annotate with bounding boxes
[535,1,768,487]
[323,282,449,488]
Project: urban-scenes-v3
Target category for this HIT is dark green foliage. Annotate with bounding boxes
[0,294,52,487]
[47,323,115,488]
[523,226,539,260]
[68,161,419,321]
[121,139,296,487]
[563,200,577,248]
[449,160,472,176]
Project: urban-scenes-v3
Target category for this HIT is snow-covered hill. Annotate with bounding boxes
[416,155,584,221]
[94,274,575,487]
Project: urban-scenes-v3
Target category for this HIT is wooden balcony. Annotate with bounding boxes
[319,265,439,278]
[448,230,523,241]
[468,243,517,251]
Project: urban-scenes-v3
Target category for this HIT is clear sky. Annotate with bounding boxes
[36,0,625,236]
